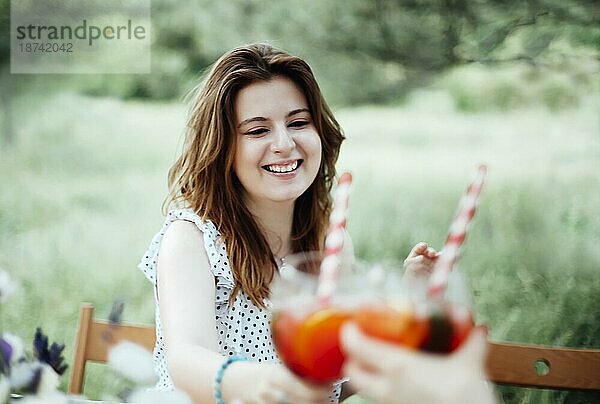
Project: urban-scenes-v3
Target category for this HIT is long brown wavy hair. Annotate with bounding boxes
[163,43,345,308]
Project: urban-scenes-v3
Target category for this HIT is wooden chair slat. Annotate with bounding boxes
[68,303,94,395]
[68,303,156,395]
[486,341,600,390]
[85,319,156,362]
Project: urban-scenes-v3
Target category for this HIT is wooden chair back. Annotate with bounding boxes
[68,302,156,395]
[486,341,600,391]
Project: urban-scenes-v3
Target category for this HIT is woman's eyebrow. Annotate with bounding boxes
[237,108,310,129]
[237,116,267,128]
[287,108,310,118]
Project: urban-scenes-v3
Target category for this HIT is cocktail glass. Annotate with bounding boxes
[354,268,474,354]
[270,251,360,384]
[270,253,475,384]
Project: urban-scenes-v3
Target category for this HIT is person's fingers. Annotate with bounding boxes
[283,387,331,404]
[297,382,332,404]
[455,326,488,368]
[403,256,434,274]
[403,255,424,270]
[270,366,331,403]
[343,360,389,400]
[426,247,440,259]
[258,387,287,403]
[257,367,292,403]
[404,255,431,267]
[341,323,408,371]
[406,242,428,260]
[404,255,423,266]
[405,243,439,269]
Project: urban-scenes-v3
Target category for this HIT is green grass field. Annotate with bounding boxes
[1,86,599,403]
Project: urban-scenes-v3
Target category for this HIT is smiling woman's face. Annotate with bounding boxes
[233,76,322,207]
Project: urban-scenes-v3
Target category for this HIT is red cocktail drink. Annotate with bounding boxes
[354,302,429,348]
[272,306,351,384]
[270,251,356,384]
[355,271,475,354]
[354,301,473,354]
[272,299,474,386]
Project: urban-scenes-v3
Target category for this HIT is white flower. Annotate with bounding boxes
[0,376,9,404]
[37,364,59,395]
[2,333,25,363]
[8,362,58,395]
[9,361,37,391]
[108,341,158,385]
[128,388,192,404]
[0,270,18,303]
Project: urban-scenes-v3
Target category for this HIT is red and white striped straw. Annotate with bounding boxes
[316,172,353,304]
[428,165,487,299]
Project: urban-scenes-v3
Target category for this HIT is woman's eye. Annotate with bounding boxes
[246,128,269,136]
[289,120,309,128]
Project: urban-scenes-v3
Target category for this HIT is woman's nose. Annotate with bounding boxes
[271,126,295,154]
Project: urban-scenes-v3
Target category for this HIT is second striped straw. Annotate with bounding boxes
[428,165,488,299]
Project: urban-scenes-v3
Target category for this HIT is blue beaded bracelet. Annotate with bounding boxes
[213,355,247,404]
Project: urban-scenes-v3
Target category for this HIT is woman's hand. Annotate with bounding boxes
[340,323,496,404]
[225,362,333,404]
[403,242,439,279]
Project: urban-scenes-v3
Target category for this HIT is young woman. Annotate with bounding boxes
[139,43,438,403]
[139,43,347,403]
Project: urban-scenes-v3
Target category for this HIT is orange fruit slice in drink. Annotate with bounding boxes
[295,307,350,384]
[271,311,313,379]
[355,303,429,348]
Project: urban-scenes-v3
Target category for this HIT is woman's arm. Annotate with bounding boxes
[157,220,223,400]
[158,221,332,403]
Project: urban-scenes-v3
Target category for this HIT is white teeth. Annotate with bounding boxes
[266,161,298,173]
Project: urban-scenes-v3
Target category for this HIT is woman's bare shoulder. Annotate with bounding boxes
[159,219,208,268]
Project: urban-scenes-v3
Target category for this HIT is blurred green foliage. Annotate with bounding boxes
[439,61,592,112]
[1,0,599,145]
[1,0,598,106]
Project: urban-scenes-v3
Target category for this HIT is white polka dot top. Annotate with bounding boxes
[139,209,342,402]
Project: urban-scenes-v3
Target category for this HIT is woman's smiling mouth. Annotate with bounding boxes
[262,160,303,173]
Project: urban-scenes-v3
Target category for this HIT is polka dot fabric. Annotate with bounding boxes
[139,209,342,402]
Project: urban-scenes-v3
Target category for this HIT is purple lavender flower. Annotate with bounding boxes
[0,337,12,374]
[9,362,43,394]
[109,299,125,325]
[32,328,67,376]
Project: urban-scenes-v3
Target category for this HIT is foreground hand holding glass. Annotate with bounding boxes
[341,323,497,404]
